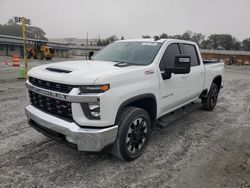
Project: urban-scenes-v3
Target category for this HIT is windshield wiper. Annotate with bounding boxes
[112,61,144,67]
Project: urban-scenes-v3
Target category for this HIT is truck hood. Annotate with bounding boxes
[28,60,143,85]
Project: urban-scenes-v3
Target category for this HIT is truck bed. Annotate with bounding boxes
[203,60,221,64]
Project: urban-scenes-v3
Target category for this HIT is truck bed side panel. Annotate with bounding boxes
[204,63,224,90]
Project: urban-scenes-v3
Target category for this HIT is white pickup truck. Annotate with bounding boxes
[25,39,224,161]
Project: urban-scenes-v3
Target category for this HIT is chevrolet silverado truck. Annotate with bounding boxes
[25,39,224,161]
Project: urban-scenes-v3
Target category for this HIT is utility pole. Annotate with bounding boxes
[86,32,88,46]
[22,17,28,80]
[14,16,31,79]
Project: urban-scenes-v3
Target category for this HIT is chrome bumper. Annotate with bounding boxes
[25,105,118,152]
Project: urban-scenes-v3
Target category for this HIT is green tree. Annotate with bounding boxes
[171,34,182,40]
[202,34,241,50]
[159,33,168,39]
[204,34,221,49]
[26,26,47,40]
[96,35,118,46]
[220,34,241,50]
[96,38,103,46]
[190,32,205,47]
[142,35,151,38]
[181,31,192,40]
[0,19,47,40]
[200,40,211,49]
[242,38,250,51]
[108,35,118,43]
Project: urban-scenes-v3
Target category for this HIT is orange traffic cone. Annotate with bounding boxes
[12,55,20,67]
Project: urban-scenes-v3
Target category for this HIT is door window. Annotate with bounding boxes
[159,43,181,71]
[180,44,200,66]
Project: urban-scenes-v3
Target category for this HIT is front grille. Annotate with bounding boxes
[29,77,76,93]
[29,90,73,121]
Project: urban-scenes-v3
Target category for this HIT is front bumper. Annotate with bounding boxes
[25,105,118,152]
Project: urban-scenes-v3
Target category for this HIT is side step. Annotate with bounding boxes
[156,102,201,128]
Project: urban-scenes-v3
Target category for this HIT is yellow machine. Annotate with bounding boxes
[27,41,55,60]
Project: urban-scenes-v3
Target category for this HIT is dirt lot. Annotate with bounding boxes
[0,65,249,188]
[0,56,85,81]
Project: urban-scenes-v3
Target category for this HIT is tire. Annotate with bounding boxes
[112,107,151,161]
[45,57,52,60]
[27,51,32,59]
[37,53,44,60]
[202,83,219,111]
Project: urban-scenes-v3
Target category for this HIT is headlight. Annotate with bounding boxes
[79,84,109,120]
[81,102,100,120]
[80,84,110,93]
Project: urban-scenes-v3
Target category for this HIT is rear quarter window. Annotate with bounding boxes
[181,44,200,66]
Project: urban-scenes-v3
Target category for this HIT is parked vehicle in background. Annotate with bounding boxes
[27,41,55,60]
[25,39,224,161]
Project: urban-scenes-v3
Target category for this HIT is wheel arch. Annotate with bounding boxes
[115,93,157,127]
[200,75,222,99]
[212,75,222,90]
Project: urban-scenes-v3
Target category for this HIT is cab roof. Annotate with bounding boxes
[116,38,198,46]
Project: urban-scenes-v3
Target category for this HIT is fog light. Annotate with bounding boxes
[90,111,100,118]
[66,136,76,144]
[81,102,101,120]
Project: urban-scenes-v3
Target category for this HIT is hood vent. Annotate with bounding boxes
[46,67,72,73]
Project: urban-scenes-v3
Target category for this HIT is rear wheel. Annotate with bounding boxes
[202,83,219,111]
[112,107,151,161]
[27,51,32,59]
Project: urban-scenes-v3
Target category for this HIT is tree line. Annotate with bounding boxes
[142,31,250,51]
[0,19,47,40]
[96,31,250,51]
[96,35,122,46]
[1,18,250,51]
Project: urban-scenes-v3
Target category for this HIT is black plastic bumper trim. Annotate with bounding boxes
[28,119,77,150]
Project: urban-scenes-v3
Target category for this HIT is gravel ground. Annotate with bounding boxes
[0,65,249,188]
[0,56,85,80]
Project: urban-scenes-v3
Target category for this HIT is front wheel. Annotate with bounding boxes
[202,83,219,111]
[112,107,151,161]
[27,51,32,59]
[37,53,44,60]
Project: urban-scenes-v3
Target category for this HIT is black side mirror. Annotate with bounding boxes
[88,51,94,60]
[166,55,191,74]
[162,55,191,80]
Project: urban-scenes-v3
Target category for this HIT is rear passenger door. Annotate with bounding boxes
[180,43,204,99]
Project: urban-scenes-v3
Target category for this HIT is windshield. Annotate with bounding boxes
[92,41,162,65]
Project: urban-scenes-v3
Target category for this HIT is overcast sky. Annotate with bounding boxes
[1,0,249,40]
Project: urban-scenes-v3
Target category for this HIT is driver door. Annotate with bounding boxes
[159,43,192,116]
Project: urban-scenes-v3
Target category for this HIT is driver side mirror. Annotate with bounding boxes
[162,55,191,80]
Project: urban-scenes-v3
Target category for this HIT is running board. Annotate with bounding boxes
[156,102,201,128]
